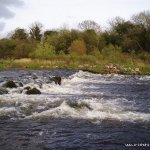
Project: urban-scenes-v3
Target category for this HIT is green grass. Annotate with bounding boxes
[0,60,13,69]
[0,53,150,74]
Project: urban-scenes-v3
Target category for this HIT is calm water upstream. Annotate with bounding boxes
[0,69,150,150]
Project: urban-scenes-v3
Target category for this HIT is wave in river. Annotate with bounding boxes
[29,99,150,122]
[0,96,149,123]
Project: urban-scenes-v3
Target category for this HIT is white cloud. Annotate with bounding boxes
[0,0,24,19]
[0,22,5,31]
[0,0,23,33]
[1,0,150,34]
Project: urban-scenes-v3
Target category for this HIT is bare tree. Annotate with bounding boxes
[78,20,101,33]
[108,16,125,29]
[132,10,150,30]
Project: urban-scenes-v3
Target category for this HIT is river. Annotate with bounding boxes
[0,69,150,150]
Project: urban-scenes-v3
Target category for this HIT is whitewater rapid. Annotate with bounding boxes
[0,70,150,123]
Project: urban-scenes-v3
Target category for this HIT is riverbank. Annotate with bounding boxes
[0,54,150,74]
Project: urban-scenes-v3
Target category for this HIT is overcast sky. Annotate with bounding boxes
[0,0,150,37]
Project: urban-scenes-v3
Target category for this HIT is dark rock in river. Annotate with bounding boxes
[24,86,31,90]
[2,81,17,88]
[18,82,23,87]
[0,87,8,95]
[32,75,38,80]
[49,76,62,85]
[26,88,41,95]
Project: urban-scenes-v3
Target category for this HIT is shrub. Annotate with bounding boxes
[101,44,122,56]
[137,52,150,63]
[55,30,72,54]
[0,39,16,58]
[30,42,55,59]
[71,40,87,55]
[83,29,99,54]
[13,41,34,58]
[98,34,106,51]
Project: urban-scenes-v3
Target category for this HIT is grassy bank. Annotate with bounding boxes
[0,53,150,75]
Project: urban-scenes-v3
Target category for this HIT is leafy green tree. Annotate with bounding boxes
[122,24,146,52]
[113,21,134,36]
[108,20,134,47]
[45,29,83,54]
[70,29,82,41]
[83,29,99,54]
[11,28,28,40]
[132,10,150,52]
[107,18,146,52]
[102,31,120,47]
[44,30,58,40]
[55,30,72,54]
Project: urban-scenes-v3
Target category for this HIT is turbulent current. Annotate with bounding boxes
[0,69,150,150]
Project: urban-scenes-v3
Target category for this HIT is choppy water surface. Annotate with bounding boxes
[0,69,150,150]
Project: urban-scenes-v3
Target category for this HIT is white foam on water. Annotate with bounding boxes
[26,99,150,123]
[139,76,150,81]
[26,71,104,95]
[0,107,18,118]
[69,71,114,84]
[41,82,82,95]
[0,94,149,123]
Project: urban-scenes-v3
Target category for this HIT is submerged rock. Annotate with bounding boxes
[2,81,17,88]
[68,102,93,110]
[0,87,8,95]
[26,88,41,95]
[49,76,62,85]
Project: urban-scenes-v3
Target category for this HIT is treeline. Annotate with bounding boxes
[0,10,150,59]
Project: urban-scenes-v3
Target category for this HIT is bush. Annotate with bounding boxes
[30,42,55,59]
[0,39,16,58]
[137,52,150,63]
[71,40,87,55]
[13,41,34,58]
[55,30,72,54]
[98,34,106,51]
[101,44,122,56]
[83,29,99,54]
[90,49,101,56]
